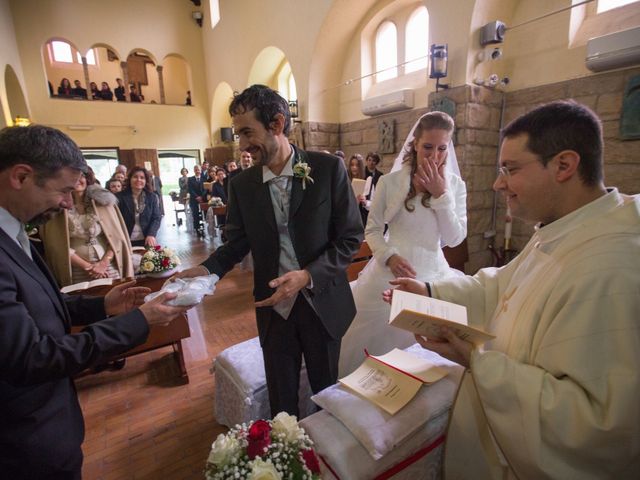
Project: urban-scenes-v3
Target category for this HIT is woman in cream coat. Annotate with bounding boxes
[40,169,133,287]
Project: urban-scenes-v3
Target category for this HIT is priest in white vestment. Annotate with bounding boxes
[386,100,640,479]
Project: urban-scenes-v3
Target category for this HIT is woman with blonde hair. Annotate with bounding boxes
[339,111,468,376]
[40,168,133,287]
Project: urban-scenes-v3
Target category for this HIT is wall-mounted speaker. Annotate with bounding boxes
[220,127,233,142]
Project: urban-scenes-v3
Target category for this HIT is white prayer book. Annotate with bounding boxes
[351,178,366,197]
[389,290,494,346]
[61,278,114,294]
[339,348,448,415]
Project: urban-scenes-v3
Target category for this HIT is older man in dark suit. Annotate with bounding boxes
[0,125,189,479]
[177,85,363,416]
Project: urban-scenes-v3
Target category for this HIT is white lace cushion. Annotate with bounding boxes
[311,344,463,460]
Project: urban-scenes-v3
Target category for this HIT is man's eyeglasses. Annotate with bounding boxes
[497,166,512,178]
[496,157,551,179]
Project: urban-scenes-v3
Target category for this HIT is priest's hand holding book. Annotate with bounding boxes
[383,277,488,369]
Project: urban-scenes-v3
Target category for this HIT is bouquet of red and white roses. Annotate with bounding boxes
[205,412,321,480]
[138,245,180,274]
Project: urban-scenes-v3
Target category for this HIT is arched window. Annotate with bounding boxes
[375,21,397,82]
[288,72,297,101]
[405,6,429,73]
[49,40,95,65]
[51,40,73,63]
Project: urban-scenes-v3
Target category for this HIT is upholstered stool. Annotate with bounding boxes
[213,337,316,427]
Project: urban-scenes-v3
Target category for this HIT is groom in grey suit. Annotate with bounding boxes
[178,85,363,416]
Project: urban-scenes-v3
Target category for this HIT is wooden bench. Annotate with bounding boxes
[442,239,469,273]
[69,277,191,382]
[347,241,373,281]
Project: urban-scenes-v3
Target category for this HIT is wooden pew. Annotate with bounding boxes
[347,241,373,282]
[70,277,191,382]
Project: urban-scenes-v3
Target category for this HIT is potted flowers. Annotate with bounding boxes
[205,412,321,480]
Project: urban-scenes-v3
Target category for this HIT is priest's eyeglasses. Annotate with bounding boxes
[497,158,547,179]
[497,166,511,178]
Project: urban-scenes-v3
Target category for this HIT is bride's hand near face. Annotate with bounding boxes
[386,254,417,278]
[414,157,446,198]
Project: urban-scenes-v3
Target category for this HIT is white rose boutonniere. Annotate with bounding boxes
[292,161,314,190]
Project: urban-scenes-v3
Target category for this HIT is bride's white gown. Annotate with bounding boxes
[338,166,467,377]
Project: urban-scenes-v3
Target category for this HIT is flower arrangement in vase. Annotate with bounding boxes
[205,412,321,480]
[138,245,181,277]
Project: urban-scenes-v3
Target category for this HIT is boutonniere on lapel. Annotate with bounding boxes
[292,161,314,190]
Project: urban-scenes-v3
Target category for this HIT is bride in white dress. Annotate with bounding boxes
[338,111,468,377]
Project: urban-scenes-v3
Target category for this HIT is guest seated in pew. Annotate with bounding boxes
[116,166,162,247]
[39,166,133,287]
[106,177,123,193]
[384,101,640,479]
[208,166,227,202]
[0,125,190,479]
[207,166,227,232]
[338,111,467,377]
[239,150,253,170]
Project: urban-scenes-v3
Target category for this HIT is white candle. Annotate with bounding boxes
[504,219,512,241]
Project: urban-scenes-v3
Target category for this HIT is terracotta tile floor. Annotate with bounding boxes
[77,217,257,479]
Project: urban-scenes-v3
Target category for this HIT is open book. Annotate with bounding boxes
[389,290,494,346]
[339,348,448,415]
[351,178,366,197]
[60,278,114,294]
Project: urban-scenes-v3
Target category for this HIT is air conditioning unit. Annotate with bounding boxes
[586,26,640,72]
[362,89,414,116]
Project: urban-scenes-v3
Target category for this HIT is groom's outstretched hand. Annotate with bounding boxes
[169,265,209,282]
[255,270,311,307]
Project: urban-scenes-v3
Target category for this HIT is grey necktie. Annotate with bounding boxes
[17,227,32,260]
[270,176,290,215]
[269,175,298,319]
